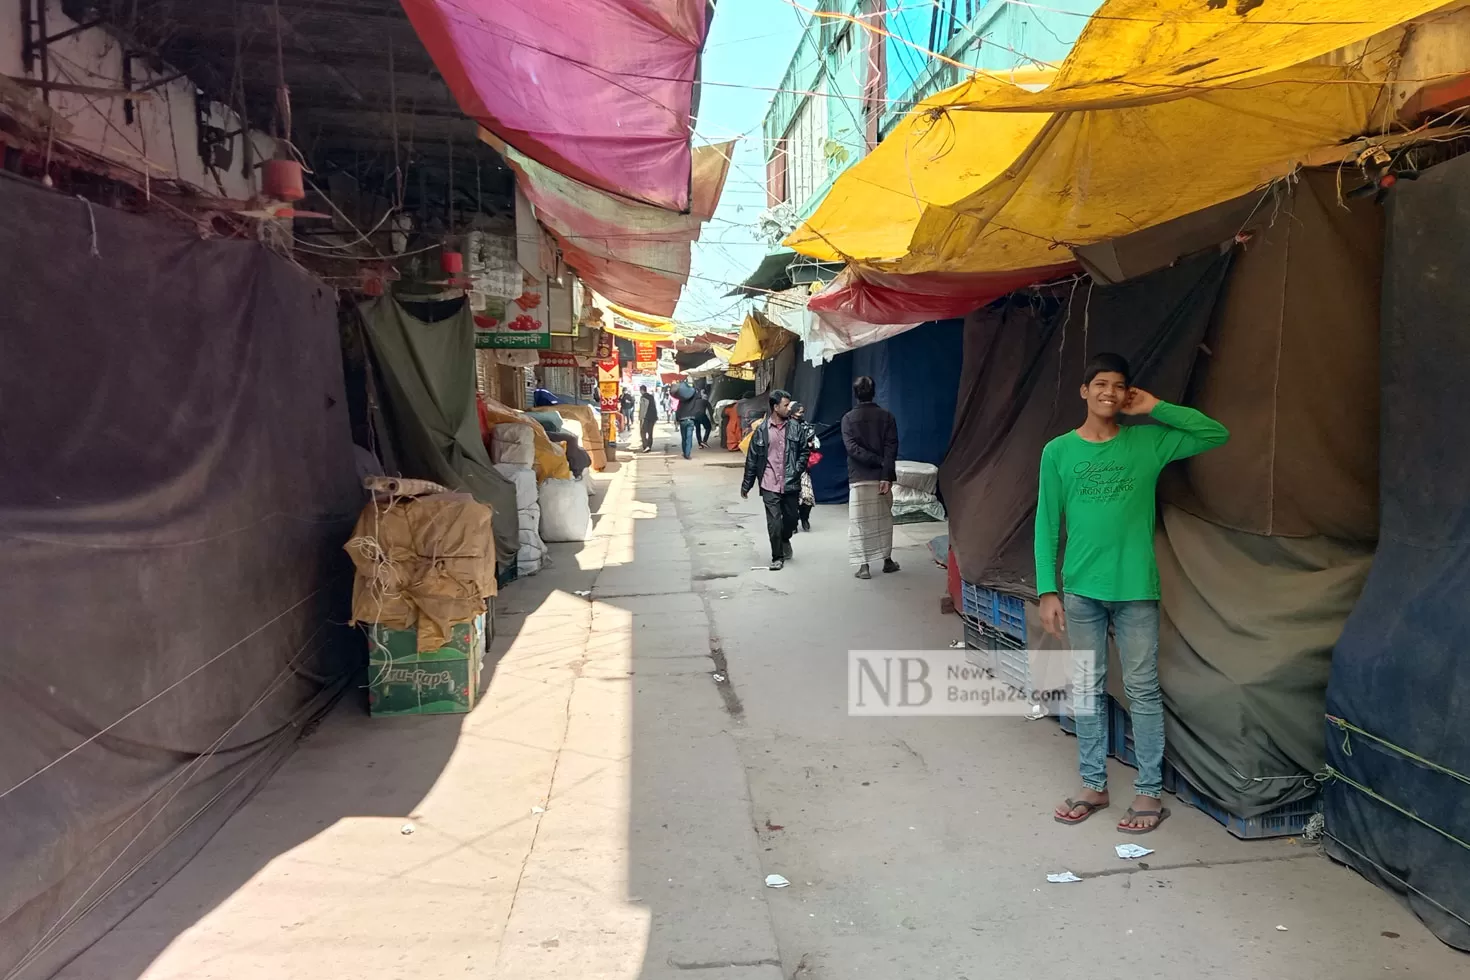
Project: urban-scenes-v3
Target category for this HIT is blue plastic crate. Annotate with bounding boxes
[960,582,1027,641]
[1109,700,1314,837]
[960,616,996,673]
[1173,780,1319,840]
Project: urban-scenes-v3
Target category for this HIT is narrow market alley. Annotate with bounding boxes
[47,423,1463,980]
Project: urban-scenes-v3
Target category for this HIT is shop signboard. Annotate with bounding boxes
[473,273,552,349]
[597,355,621,414]
[634,340,658,373]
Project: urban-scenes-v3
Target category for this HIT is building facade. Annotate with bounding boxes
[761,0,1100,225]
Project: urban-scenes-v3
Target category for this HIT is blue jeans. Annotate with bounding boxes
[1064,595,1164,799]
[679,418,696,458]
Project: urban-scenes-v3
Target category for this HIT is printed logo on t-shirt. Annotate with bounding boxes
[1071,459,1137,504]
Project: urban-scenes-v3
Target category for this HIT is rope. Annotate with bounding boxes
[76,195,100,257]
[1322,831,1470,933]
[1326,714,1470,788]
[1317,766,1470,854]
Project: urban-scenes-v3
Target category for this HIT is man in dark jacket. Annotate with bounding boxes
[619,389,635,431]
[841,375,900,579]
[741,389,811,571]
[638,385,657,453]
[674,389,707,459]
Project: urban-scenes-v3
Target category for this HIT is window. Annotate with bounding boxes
[832,25,853,63]
[783,85,829,209]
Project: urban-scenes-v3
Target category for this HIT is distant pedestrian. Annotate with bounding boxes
[674,388,706,459]
[619,389,635,431]
[693,387,714,448]
[638,384,657,453]
[740,389,811,571]
[792,402,818,532]
[841,376,899,579]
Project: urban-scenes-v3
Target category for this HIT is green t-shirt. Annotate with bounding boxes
[1034,401,1229,601]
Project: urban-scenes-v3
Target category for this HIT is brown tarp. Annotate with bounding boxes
[940,250,1232,594]
[1157,506,1374,815]
[0,177,361,977]
[1162,171,1382,542]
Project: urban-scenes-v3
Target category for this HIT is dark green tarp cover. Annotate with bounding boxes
[360,296,518,566]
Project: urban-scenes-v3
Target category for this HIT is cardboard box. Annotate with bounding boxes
[367,614,485,716]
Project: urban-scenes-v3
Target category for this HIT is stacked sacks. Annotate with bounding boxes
[344,491,497,715]
[490,422,537,468]
[892,460,945,523]
[540,476,592,542]
[551,404,607,471]
[344,492,497,647]
[477,395,572,482]
[493,463,547,575]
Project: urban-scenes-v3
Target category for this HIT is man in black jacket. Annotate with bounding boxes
[638,385,657,453]
[741,389,811,571]
[841,376,900,579]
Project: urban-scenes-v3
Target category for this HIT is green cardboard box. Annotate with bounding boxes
[366,615,485,716]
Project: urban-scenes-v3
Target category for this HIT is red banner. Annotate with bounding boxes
[635,341,658,372]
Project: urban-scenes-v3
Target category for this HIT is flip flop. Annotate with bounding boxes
[1117,807,1171,834]
[1054,798,1109,825]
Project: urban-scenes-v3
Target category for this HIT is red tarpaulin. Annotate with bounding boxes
[490,133,733,317]
[401,0,708,211]
[808,263,1080,324]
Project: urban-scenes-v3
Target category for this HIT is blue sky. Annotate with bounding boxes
[675,1,809,328]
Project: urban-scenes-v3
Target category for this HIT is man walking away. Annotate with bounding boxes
[741,389,810,571]
[638,384,657,453]
[693,385,714,448]
[674,388,703,459]
[841,376,900,580]
[620,388,635,431]
[1037,352,1228,835]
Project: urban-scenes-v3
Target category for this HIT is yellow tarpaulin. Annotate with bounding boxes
[589,293,680,341]
[787,1,1438,278]
[606,302,678,331]
[783,72,1053,265]
[790,64,1392,276]
[905,63,1384,274]
[950,0,1453,112]
[728,313,795,366]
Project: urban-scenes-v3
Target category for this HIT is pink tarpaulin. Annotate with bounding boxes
[808,263,1080,324]
[490,132,732,316]
[402,0,708,211]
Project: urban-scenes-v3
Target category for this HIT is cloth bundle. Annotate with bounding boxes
[493,462,547,575]
[892,460,945,522]
[540,476,593,542]
[490,422,537,468]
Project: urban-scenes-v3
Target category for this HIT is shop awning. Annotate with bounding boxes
[727,312,795,366]
[944,0,1452,113]
[786,1,1434,297]
[404,0,709,211]
[726,251,844,297]
[590,294,680,341]
[490,133,733,317]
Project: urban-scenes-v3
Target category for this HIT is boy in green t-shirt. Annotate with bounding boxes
[1036,353,1228,834]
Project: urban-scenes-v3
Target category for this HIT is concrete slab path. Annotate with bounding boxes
[52,422,1463,980]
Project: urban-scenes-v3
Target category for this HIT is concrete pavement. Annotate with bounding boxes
[52,421,1464,979]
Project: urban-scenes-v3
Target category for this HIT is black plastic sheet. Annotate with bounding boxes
[1323,154,1470,951]
[0,177,361,976]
